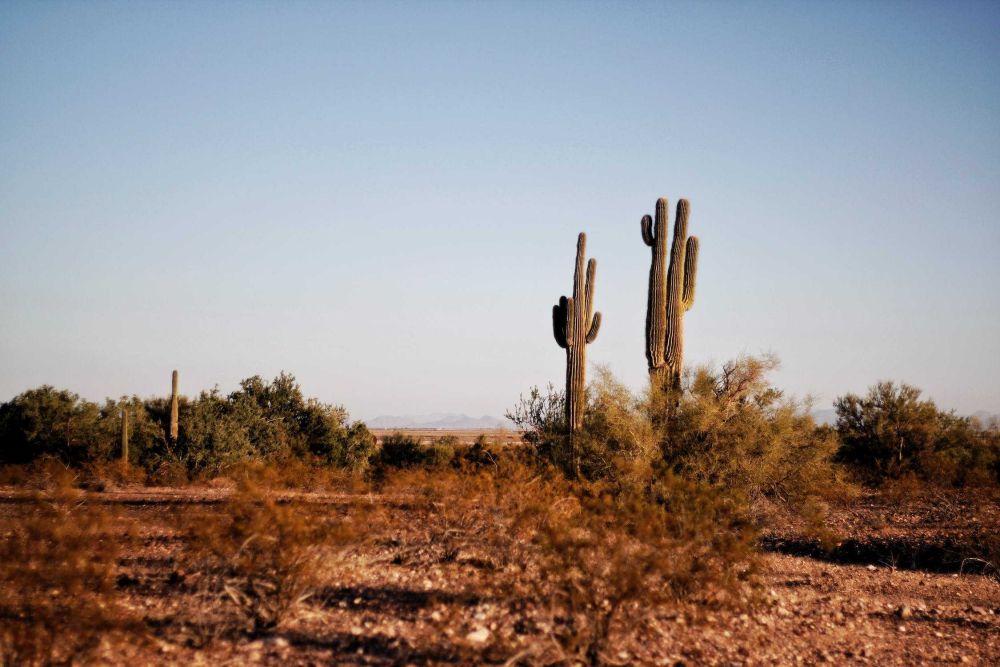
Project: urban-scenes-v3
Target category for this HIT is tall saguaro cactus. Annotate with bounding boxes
[642,198,699,391]
[169,370,179,442]
[553,233,602,474]
[121,405,129,471]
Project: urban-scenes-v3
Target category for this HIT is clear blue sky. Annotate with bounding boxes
[2,1,998,419]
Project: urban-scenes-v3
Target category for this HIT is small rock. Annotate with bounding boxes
[350,626,363,636]
[466,627,491,644]
[897,606,912,619]
[269,637,289,649]
[430,610,442,622]
[866,565,877,571]
[897,625,906,633]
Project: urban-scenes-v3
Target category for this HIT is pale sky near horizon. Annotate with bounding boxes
[2,1,998,420]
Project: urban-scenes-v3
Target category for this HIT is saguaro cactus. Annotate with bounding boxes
[169,370,179,442]
[121,405,129,470]
[642,198,699,391]
[553,233,602,473]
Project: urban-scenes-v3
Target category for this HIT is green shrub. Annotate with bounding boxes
[835,381,999,486]
[509,355,845,505]
[662,355,845,503]
[0,372,374,481]
[0,386,101,466]
[373,433,455,471]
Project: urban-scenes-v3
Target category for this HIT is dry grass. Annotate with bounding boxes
[181,480,362,636]
[381,461,758,666]
[0,485,137,665]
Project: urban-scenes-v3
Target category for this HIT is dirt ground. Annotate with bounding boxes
[0,485,997,666]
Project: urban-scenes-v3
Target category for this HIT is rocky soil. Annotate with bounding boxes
[1,486,997,666]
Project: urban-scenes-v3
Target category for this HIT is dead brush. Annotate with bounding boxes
[379,465,538,573]
[0,487,136,666]
[182,480,359,636]
[508,473,758,667]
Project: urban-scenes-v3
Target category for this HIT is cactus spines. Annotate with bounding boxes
[121,404,129,471]
[642,198,698,391]
[169,370,179,442]
[552,232,601,475]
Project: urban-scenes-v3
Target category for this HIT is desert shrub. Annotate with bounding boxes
[0,372,374,481]
[835,381,1000,486]
[183,481,358,634]
[387,460,757,665]
[520,474,756,665]
[451,434,507,471]
[506,383,570,467]
[509,356,844,505]
[0,387,102,466]
[0,489,136,665]
[372,433,457,472]
[574,367,661,490]
[662,355,846,503]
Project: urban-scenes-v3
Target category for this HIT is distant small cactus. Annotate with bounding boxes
[641,198,699,390]
[120,404,129,470]
[169,370,179,442]
[553,232,601,476]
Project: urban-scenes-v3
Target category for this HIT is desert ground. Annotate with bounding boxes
[1,471,996,666]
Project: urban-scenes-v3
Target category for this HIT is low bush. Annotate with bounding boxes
[522,474,756,665]
[386,459,757,665]
[509,355,848,506]
[182,481,360,634]
[835,381,1000,486]
[664,355,848,504]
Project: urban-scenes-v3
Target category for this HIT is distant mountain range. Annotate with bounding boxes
[367,413,511,429]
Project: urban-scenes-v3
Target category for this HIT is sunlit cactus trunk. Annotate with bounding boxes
[553,233,602,476]
[642,198,698,392]
[169,370,179,443]
[121,405,129,471]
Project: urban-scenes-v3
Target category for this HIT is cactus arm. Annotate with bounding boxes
[655,198,669,241]
[584,258,596,321]
[641,214,655,247]
[553,303,568,348]
[683,236,699,309]
[572,233,587,306]
[672,199,689,247]
[586,311,601,343]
